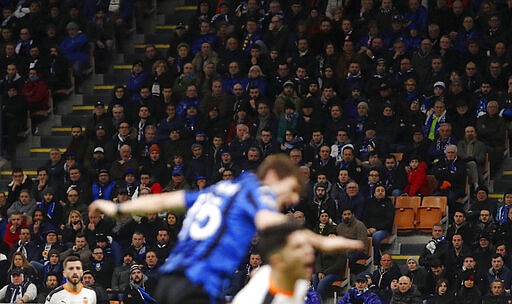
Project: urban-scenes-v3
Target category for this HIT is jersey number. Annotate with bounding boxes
[188,193,222,240]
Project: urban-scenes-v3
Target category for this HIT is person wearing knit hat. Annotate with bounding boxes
[123,264,157,304]
[457,269,482,304]
[404,256,430,297]
[149,144,160,154]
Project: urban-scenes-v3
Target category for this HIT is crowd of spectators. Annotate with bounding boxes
[2,0,512,303]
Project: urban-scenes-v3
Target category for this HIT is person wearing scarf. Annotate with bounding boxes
[0,269,37,303]
[338,272,382,304]
[36,187,63,228]
[123,264,156,304]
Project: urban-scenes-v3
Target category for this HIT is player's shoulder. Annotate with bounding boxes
[83,286,96,292]
[82,286,97,296]
[46,285,65,301]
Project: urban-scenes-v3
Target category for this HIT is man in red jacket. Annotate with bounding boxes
[21,68,49,135]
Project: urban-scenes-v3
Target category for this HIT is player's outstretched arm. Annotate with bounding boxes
[254,210,291,230]
[255,211,364,253]
[303,229,364,253]
[89,190,186,217]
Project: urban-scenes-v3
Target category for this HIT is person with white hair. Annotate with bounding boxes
[0,268,37,303]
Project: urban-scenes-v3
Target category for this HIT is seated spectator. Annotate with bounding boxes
[60,234,91,267]
[162,165,192,192]
[426,278,455,304]
[452,255,479,297]
[45,46,72,97]
[474,233,495,275]
[61,189,88,228]
[92,169,117,201]
[424,100,448,141]
[142,250,159,281]
[310,182,337,224]
[482,279,512,304]
[172,62,198,101]
[163,213,181,242]
[482,254,512,294]
[403,155,429,196]
[211,151,241,183]
[336,207,369,265]
[338,272,381,304]
[83,270,109,304]
[313,210,337,236]
[467,187,498,224]
[381,155,407,196]
[111,252,134,299]
[59,22,90,93]
[360,168,383,201]
[7,189,36,219]
[457,270,482,304]
[433,145,467,214]
[21,68,49,134]
[371,254,402,304]
[152,228,174,264]
[86,8,114,75]
[84,210,114,247]
[496,192,512,226]
[339,181,366,220]
[8,252,38,284]
[404,256,431,299]
[185,143,211,184]
[390,275,422,304]
[1,84,28,161]
[9,227,40,263]
[88,246,113,289]
[446,211,474,251]
[427,123,456,165]
[7,167,34,206]
[457,125,487,191]
[364,185,394,265]
[60,166,91,206]
[34,273,59,303]
[61,210,85,246]
[444,234,473,279]
[110,145,139,183]
[4,212,27,248]
[470,209,497,247]
[0,268,37,303]
[476,100,506,174]
[419,224,450,269]
[44,149,65,189]
[135,171,162,196]
[42,249,63,283]
[122,264,156,304]
[35,187,63,228]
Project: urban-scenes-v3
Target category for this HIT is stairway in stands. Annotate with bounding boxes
[0,0,192,184]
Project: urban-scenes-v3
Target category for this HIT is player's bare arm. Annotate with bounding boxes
[89,190,186,217]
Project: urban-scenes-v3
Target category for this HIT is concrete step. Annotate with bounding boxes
[142,33,173,44]
[40,136,70,147]
[103,71,131,84]
[492,179,512,193]
[1,158,46,171]
[61,115,90,126]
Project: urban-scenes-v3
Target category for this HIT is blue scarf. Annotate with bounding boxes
[137,287,157,304]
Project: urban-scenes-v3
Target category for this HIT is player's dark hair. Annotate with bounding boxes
[256,154,305,192]
[63,255,81,268]
[258,220,303,262]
